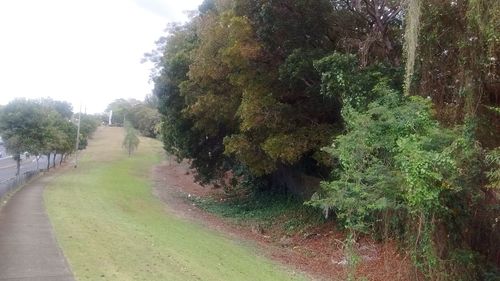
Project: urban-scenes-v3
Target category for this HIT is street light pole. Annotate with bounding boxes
[74,105,81,168]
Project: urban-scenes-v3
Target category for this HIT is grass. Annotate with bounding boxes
[44,127,306,281]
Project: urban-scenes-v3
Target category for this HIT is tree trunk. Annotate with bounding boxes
[60,154,64,165]
[36,156,39,171]
[16,155,21,176]
[46,153,50,171]
[52,152,56,168]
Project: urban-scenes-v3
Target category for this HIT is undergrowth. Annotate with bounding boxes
[190,191,325,235]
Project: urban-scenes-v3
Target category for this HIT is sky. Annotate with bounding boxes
[0,0,202,113]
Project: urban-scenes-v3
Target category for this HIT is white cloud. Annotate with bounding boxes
[0,0,201,113]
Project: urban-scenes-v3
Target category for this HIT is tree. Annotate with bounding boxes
[77,114,100,149]
[106,98,140,126]
[0,98,98,175]
[146,0,499,278]
[0,99,51,175]
[38,99,73,170]
[105,99,161,138]
[331,0,403,66]
[147,22,205,178]
[127,103,161,138]
[150,0,347,185]
[54,118,77,165]
[406,0,499,145]
[39,98,73,119]
[47,114,77,168]
[123,123,140,156]
[308,0,499,277]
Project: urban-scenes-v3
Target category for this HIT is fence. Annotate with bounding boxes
[0,170,41,200]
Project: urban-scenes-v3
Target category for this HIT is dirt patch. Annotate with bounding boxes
[152,159,413,281]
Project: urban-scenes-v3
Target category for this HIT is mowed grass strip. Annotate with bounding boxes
[45,127,305,281]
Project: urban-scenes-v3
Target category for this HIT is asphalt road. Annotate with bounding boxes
[0,155,62,182]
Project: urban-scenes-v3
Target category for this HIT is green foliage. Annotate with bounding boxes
[404,2,499,275]
[191,190,323,234]
[414,0,499,146]
[52,115,77,155]
[309,87,436,233]
[150,0,406,186]
[485,147,500,189]
[106,98,138,126]
[0,99,48,159]
[105,98,161,138]
[152,0,359,183]
[147,0,498,278]
[148,23,204,172]
[0,98,83,173]
[40,98,73,119]
[127,104,161,138]
[310,83,498,278]
[123,122,140,156]
[0,98,102,174]
[315,53,403,109]
[77,114,100,150]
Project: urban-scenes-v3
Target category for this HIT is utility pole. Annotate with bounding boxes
[74,105,81,168]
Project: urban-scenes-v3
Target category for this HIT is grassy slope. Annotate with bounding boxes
[45,127,305,281]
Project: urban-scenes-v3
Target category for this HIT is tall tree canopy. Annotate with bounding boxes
[149,0,498,278]
[149,0,404,184]
[0,99,49,174]
[0,98,99,175]
[106,98,161,138]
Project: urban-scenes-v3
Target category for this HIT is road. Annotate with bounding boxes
[0,155,62,182]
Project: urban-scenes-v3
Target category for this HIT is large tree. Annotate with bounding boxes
[105,99,161,138]
[0,99,52,175]
[127,103,161,138]
[77,114,100,150]
[38,99,74,170]
[106,98,140,126]
[151,0,404,186]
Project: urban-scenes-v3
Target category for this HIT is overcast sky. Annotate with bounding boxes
[0,0,202,113]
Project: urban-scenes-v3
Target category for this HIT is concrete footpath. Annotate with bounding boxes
[0,176,75,281]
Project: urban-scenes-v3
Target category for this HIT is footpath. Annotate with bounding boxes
[0,175,74,281]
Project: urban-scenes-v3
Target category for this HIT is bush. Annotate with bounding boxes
[309,83,495,279]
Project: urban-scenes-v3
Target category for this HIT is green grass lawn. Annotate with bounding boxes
[44,127,305,281]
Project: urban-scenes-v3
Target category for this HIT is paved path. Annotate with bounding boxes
[0,176,74,281]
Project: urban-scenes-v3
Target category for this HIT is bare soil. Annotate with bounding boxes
[152,158,414,281]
